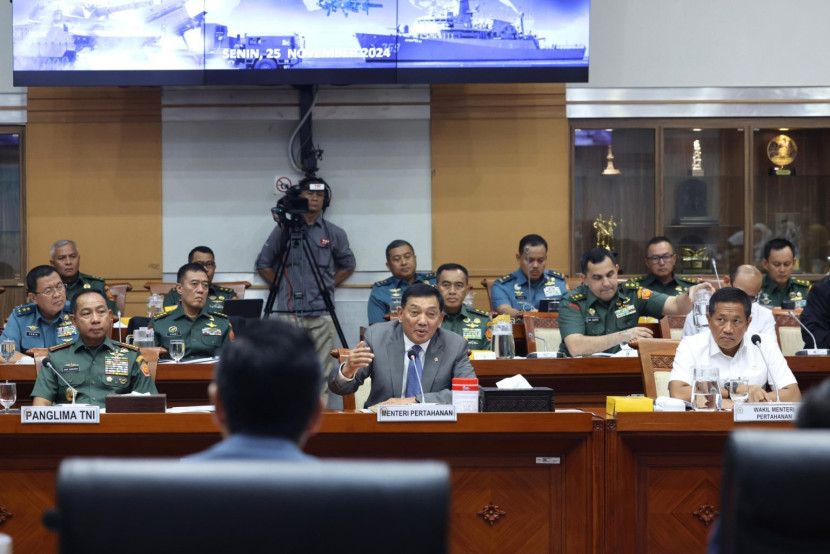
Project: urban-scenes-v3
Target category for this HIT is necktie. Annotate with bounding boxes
[404,344,423,399]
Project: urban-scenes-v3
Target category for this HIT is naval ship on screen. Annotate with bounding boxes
[355,0,586,62]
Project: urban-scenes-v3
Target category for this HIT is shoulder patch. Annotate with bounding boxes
[48,342,73,352]
[214,285,236,295]
[623,281,642,290]
[569,292,585,301]
[15,304,34,316]
[372,278,392,287]
[794,278,811,287]
[546,270,566,280]
[468,307,491,318]
[153,311,171,320]
[116,342,140,352]
[496,273,515,283]
[626,275,647,282]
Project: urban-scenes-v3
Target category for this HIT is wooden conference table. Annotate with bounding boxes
[3,355,830,408]
[0,409,802,554]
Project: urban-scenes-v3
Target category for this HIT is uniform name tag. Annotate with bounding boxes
[615,305,637,318]
[462,328,482,340]
[166,332,182,337]
[586,316,600,324]
[61,364,80,373]
[544,286,562,298]
[26,332,41,337]
[202,327,223,336]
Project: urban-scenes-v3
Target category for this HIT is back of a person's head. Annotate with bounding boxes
[215,320,321,441]
[797,378,830,429]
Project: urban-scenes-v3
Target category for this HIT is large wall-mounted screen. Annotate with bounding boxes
[12,0,590,86]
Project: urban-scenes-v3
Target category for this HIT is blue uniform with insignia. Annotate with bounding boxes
[0,302,78,352]
[367,272,436,324]
[490,269,568,311]
[150,304,233,361]
[162,284,238,313]
[558,282,669,357]
[31,337,156,408]
[441,305,492,350]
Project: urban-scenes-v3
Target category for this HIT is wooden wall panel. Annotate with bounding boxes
[25,87,163,300]
[431,84,571,284]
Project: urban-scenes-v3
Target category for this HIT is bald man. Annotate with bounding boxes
[681,264,776,339]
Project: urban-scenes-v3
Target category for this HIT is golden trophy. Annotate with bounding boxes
[767,134,797,176]
[593,214,619,251]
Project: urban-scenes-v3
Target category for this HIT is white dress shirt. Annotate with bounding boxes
[681,302,777,340]
[670,331,797,391]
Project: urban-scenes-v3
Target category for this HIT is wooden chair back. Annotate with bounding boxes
[637,338,681,399]
[107,282,133,315]
[330,348,372,410]
[144,282,176,296]
[664,315,686,340]
[523,314,561,354]
[772,307,806,355]
[138,347,167,381]
[480,278,495,311]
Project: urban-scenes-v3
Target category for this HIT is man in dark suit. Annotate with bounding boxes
[190,319,323,460]
[329,283,476,407]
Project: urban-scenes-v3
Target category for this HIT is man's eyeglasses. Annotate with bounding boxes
[33,283,65,297]
[646,254,676,264]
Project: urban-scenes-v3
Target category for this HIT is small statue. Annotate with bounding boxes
[691,139,704,176]
[594,214,619,251]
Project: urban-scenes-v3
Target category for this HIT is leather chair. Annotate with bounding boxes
[719,430,830,553]
[330,347,372,410]
[51,458,450,554]
[523,314,561,353]
[772,307,806,355]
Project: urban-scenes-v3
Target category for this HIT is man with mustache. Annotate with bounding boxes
[491,234,568,316]
[558,248,714,357]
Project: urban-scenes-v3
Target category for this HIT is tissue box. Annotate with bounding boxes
[479,387,554,412]
[105,394,167,413]
[606,396,653,416]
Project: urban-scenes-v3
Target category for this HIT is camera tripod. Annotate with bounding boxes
[263,220,348,349]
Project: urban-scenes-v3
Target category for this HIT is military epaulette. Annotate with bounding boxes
[214,285,236,296]
[48,342,73,352]
[568,291,586,301]
[116,342,140,352]
[467,307,491,318]
[153,311,171,320]
[420,272,436,280]
[623,281,642,290]
[625,275,647,283]
[372,277,392,287]
[676,275,698,284]
[794,278,811,287]
[15,304,35,316]
[82,273,107,283]
[210,312,229,319]
[546,270,566,280]
[496,273,515,283]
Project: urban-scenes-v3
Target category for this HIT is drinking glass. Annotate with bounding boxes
[169,340,185,363]
[619,331,634,350]
[0,381,16,413]
[0,340,15,363]
[692,366,721,411]
[728,378,750,404]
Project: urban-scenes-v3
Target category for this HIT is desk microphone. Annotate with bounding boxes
[41,357,78,405]
[751,334,779,402]
[711,259,722,289]
[406,347,427,403]
[787,310,830,356]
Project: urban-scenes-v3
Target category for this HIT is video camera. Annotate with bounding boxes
[271,178,330,228]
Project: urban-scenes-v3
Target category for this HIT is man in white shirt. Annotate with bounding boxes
[681,265,776,339]
[670,287,800,407]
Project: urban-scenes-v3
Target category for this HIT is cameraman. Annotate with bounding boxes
[255,178,355,369]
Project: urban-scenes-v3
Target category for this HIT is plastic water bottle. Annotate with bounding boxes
[693,289,711,330]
